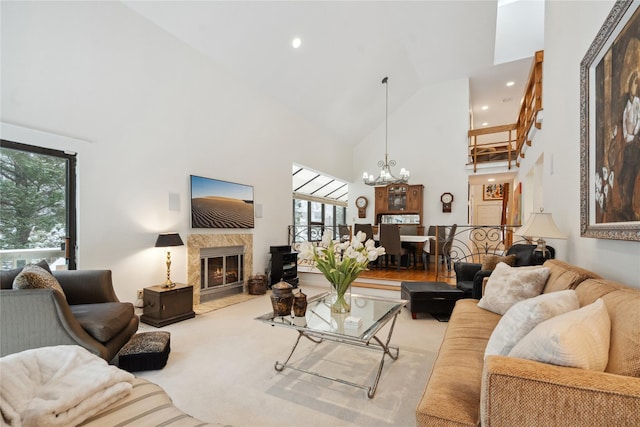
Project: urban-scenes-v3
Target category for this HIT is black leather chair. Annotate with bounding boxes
[454,243,555,299]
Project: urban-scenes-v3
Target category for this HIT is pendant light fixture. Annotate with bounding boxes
[362,76,410,186]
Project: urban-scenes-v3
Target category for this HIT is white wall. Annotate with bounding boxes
[1,2,353,301]
[351,78,470,228]
[521,0,639,286]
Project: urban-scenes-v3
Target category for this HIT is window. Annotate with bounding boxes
[292,199,346,243]
[0,140,77,270]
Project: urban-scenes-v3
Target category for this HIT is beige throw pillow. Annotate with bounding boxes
[477,263,550,315]
[485,290,579,357]
[509,298,611,371]
[481,254,516,271]
[13,264,65,300]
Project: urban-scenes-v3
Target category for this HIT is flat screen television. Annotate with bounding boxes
[190,175,254,229]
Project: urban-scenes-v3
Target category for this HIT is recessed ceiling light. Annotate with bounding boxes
[506,81,515,87]
[481,105,489,110]
[488,178,496,182]
[482,122,489,126]
[292,37,302,49]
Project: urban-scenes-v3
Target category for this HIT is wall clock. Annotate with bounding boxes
[356,196,368,218]
[440,192,454,213]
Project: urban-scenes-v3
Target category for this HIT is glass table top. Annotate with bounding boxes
[255,292,407,342]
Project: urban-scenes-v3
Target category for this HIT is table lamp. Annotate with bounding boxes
[516,210,566,264]
[155,232,184,287]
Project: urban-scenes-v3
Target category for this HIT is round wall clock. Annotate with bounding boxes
[440,192,454,213]
[356,196,368,218]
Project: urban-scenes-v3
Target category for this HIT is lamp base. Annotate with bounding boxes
[531,238,551,265]
[163,281,176,289]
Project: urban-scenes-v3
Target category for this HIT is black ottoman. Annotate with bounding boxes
[117,331,171,372]
[401,281,465,321]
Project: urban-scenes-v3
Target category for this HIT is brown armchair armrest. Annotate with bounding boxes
[0,289,108,359]
[481,355,640,427]
[53,270,119,304]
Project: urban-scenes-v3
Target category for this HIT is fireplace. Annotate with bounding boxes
[187,234,253,305]
[200,246,244,301]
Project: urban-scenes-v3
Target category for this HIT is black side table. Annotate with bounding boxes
[140,283,195,327]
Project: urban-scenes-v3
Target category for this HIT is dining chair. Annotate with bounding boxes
[338,224,351,242]
[379,224,407,270]
[423,225,446,270]
[399,225,418,268]
[353,223,374,242]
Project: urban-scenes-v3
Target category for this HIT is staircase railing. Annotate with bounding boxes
[468,50,544,172]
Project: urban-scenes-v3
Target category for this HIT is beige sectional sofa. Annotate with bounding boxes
[417,259,640,426]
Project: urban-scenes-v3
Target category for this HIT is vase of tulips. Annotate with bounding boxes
[299,229,385,313]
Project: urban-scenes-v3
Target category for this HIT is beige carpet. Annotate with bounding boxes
[194,292,261,315]
[137,284,448,427]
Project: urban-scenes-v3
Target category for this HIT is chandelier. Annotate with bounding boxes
[362,76,410,186]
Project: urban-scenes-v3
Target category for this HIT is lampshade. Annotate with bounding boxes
[516,212,566,240]
[155,232,184,248]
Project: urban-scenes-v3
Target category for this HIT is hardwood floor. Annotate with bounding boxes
[356,261,457,287]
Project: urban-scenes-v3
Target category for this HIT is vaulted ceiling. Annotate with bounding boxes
[123,1,544,146]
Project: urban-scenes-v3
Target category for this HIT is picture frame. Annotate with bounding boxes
[483,184,504,201]
[580,0,640,241]
[190,175,254,229]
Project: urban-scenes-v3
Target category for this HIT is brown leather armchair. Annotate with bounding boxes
[1,264,138,362]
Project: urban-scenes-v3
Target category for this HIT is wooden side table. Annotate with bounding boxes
[140,283,195,327]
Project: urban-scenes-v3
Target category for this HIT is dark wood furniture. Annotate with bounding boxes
[374,184,424,225]
[269,245,299,288]
[141,283,195,327]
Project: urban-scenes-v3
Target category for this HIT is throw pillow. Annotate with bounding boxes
[13,264,66,300]
[481,254,516,271]
[484,290,579,357]
[509,298,611,371]
[477,262,550,315]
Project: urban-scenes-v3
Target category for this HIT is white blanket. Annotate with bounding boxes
[1,345,134,427]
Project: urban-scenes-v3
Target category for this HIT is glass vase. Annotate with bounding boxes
[330,281,352,314]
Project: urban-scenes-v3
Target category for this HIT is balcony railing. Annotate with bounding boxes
[0,248,66,270]
[468,50,543,172]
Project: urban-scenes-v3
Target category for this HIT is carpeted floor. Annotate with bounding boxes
[136,284,448,427]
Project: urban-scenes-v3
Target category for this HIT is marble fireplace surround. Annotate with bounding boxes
[187,234,253,305]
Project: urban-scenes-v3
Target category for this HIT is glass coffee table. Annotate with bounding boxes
[255,291,407,398]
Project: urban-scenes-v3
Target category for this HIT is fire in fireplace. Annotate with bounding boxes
[200,246,244,301]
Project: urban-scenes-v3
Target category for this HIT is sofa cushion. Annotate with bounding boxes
[481,254,516,271]
[71,302,135,343]
[485,289,579,357]
[575,278,640,377]
[477,263,550,315]
[509,298,611,371]
[12,264,65,300]
[542,259,600,294]
[1,260,52,290]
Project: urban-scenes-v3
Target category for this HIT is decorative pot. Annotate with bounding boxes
[248,274,267,295]
[329,280,352,314]
[270,281,294,317]
[293,289,307,317]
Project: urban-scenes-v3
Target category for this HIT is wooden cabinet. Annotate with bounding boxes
[374,184,424,224]
[406,185,423,212]
[141,283,195,327]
